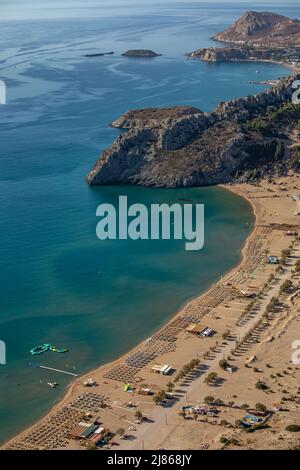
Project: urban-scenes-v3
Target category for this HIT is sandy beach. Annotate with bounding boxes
[2,174,300,451]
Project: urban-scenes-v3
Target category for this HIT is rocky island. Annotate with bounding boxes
[87,75,300,187]
[189,11,300,70]
[122,49,162,57]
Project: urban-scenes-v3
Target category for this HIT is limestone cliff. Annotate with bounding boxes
[87,75,300,188]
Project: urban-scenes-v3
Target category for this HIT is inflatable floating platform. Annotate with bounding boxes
[30,344,68,356]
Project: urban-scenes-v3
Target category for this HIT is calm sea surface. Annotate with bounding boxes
[0,1,297,443]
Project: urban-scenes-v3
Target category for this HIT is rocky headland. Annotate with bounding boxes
[189,11,300,70]
[87,75,300,188]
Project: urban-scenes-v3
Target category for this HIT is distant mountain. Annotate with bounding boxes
[214,11,300,47]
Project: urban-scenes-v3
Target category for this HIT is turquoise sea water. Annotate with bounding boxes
[0,1,297,443]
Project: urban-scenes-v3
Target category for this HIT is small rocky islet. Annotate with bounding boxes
[121,49,162,58]
[84,52,114,58]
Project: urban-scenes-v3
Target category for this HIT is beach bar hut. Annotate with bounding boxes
[201,327,214,337]
[83,378,96,387]
[138,387,152,396]
[69,423,98,441]
[88,427,106,444]
[150,364,172,375]
[185,324,205,335]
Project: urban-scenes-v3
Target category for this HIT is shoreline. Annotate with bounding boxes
[2,6,300,450]
[192,34,300,74]
[1,183,257,449]
[189,55,300,74]
[3,174,300,450]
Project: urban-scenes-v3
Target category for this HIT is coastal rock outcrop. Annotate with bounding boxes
[122,50,162,57]
[111,106,202,129]
[87,75,300,188]
[190,47,253,62]
[188,11,300,69]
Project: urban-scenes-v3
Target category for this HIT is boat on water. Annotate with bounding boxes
[48,382,58,389]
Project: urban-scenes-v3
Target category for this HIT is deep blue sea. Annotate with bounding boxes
[0,1,298,443]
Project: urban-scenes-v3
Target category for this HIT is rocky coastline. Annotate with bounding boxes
[87,75,300,188]
[188,11,300,70]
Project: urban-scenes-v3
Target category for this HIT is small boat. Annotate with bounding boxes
[48,382,58,389]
